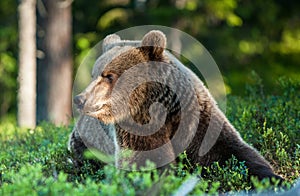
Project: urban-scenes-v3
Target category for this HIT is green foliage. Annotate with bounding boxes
[0,79,299,195]
[228,77,300,181]
[0,0,18,118]
[204,157,250,192]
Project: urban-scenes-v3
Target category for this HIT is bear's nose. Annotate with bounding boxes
[73,94,86,110]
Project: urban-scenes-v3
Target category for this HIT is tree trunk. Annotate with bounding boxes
[37,0,73,125]
[18,0,37,128]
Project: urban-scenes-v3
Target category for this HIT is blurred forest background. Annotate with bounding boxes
[0,0,299,125]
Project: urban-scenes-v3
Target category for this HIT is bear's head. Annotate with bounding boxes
[74,30,173,125]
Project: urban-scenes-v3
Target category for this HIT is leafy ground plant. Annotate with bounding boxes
[0,77,299,195]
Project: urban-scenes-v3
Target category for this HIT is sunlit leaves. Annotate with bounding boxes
[97,8,129,30]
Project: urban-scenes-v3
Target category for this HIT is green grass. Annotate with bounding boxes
[0,77,299,195]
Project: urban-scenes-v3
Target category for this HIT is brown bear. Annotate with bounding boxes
[72,30,283,181]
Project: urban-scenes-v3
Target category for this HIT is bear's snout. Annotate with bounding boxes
[74,94,86,110]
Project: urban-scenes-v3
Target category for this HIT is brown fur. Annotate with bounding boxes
[74,30,283,181]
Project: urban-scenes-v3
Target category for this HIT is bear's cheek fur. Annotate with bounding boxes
[94,104,116,124]
[83,81,113,118]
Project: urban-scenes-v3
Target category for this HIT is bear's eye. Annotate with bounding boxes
[101,73,114,83]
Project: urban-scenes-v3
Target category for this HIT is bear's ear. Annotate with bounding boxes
[103,34,121,52]
[141,30,166,59]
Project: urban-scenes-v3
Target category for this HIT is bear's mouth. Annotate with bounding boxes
[85,110,100,116]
